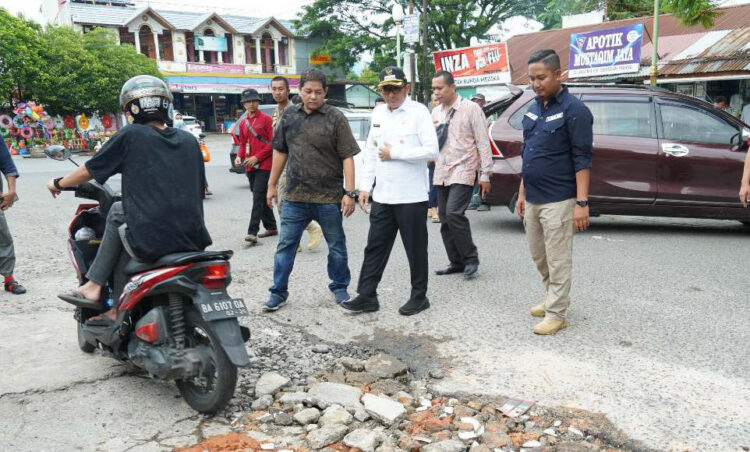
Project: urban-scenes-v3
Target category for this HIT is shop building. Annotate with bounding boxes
[42,0,338,131]
[503,3,750,118]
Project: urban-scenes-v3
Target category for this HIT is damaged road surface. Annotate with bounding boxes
[2,136,749,452]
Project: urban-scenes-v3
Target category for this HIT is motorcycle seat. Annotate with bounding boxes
[124,250,233,275]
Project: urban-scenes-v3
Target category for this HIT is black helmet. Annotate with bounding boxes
[241,88,261,103]
[119,75,173,124]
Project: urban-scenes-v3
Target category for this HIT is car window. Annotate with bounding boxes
[660,104,738,145]
[347,118,368,141]
[183,118,198,125]
[508,100,534,130]
[583,100,654,138]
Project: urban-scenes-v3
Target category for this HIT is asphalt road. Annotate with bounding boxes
[0,134,748,452]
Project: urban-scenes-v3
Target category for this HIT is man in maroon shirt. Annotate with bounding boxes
[235,88,276,244]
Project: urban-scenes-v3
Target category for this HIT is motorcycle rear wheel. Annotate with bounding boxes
[77,322,96,353]
[176,307,237,414]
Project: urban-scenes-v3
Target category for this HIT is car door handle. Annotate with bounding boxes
[661,143,690,157]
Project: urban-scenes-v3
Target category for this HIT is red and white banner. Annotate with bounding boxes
[433,43,511,87]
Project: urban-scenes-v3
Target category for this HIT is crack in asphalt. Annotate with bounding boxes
[0,366,135,400]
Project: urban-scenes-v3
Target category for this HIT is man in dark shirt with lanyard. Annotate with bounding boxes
[515,49,593,335]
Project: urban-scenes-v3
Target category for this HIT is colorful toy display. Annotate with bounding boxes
[0,102,119,156]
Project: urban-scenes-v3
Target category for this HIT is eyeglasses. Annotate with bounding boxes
[379,85,404,94]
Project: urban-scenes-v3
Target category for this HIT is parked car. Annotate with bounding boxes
[484,84,750,225]
[340,108,372,190]
[180,114,203,140]
[228,105,372,181]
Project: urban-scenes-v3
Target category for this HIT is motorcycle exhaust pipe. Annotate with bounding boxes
[58,294,104,312]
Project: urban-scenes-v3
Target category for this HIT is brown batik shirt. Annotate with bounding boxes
[272,103,360,204]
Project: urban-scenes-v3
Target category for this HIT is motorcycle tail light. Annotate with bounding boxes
[201,262,229,289]
[136,322,159,343]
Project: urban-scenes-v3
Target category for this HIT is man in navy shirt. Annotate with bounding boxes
[0,139,25,294]
[515,49,593,335]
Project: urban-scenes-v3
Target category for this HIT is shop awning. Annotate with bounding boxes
[163,72,300,94]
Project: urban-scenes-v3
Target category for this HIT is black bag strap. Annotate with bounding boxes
[246,116,268,145]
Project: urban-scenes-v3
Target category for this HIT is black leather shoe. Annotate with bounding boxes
[435,265,464,275]
[341,294,380,312]
[399,298,430,316]
[463,263,479,279]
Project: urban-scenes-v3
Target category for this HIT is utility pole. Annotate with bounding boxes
[421,0,428,104]
[649,0,660,87]
[408,0,417,100]
[603,0,609,21]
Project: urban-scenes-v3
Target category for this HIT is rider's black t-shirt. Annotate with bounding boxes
[85,123,212,262]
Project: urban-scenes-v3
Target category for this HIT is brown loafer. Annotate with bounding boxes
[258,229,278,238]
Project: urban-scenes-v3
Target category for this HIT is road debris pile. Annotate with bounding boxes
[175,352,650,452]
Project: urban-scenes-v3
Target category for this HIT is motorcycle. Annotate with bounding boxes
[45,145,250,414]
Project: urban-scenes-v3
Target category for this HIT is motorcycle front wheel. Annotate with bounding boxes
[176,307,238,414]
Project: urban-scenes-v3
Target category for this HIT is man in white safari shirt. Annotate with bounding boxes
[341,66,439,316]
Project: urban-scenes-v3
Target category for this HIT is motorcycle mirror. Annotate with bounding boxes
[44,145,79,167]
[44,145,72,161]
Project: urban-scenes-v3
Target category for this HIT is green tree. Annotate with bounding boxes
[82,27,161,113]
[33,26,161,114]
[0,8,43,105]
[296,0,542,74]
[540,0,720,30]
[34,26,100,113]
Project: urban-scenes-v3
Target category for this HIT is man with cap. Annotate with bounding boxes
[467,93,491,212]
[235,88,276,244]
[341,66,439,315]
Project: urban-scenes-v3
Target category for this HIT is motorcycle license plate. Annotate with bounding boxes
[198,298,248,321]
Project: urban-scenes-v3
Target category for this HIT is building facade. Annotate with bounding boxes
[503,3,750,119]
[42,0,338,131]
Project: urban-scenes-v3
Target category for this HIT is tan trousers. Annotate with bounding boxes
[524,198,576,320]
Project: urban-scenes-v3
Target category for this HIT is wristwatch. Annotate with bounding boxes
[576,199,589,207]
[53,177,64,190]
[345,190,358,199]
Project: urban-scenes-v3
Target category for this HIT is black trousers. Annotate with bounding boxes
[437,184,479,266]
[357,200,429,301]
[247,170,277,235]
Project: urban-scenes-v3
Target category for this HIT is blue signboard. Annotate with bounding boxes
[569,24,643,78]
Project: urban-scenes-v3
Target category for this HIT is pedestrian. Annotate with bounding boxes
[235,88,277,244]
[514,49,593,335]
[428,93,440,223]
[713,96,730,112]
[265,69,360,311]
[431,71,493,279]
[0,138,25,294]
[741,102,750,124]
[467,93,491,212]
[340,66,439,315]
[740,135,750,207]
[270,75,323,252]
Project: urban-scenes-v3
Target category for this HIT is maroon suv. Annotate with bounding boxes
[485,85,750,225]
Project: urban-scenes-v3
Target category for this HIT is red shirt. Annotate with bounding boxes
[238,111,273,172]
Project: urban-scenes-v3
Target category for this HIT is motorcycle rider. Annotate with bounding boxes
[47,75,212,321]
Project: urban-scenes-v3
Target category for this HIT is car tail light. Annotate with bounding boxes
[201,262,230,289]
[118,265,192,311]
[489,138,504,159]
[136,322,159,343]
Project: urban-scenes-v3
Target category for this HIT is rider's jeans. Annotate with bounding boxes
[86,201,125,286]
